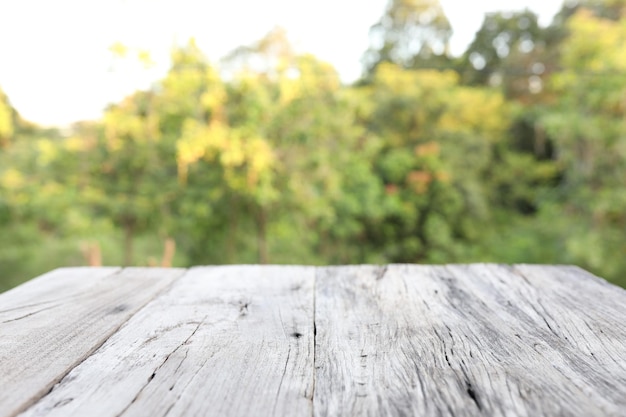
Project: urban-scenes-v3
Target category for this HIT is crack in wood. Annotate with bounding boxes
[465,381,482,411]
[0,299,61,315]
[375,265,388,281]
[529,302,559,337]
[163,352,213,417]
[0,305,59,324]
[273,347,292,417]
[113,318,205,417]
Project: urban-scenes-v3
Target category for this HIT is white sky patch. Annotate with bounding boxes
[0,0,563,126]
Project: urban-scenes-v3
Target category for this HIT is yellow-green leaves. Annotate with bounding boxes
[0,89,13,148]
[439,88,508,140]
[176,119,275,195]
[278,55,341,104]
[0,168,24,190]
[560,9,626,72]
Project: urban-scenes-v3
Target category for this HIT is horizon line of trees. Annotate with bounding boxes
[1,0,626,291]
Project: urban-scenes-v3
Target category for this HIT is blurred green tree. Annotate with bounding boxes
[540,6,626,282]
[360,63,512,262]
[362,0,453,76]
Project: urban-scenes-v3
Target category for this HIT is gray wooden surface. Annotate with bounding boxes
[1,265,625,417]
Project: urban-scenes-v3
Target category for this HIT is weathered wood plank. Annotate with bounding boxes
[510,265,626,405]
[18,266,315,417]
[314,264,626,417]
[0,267,184,417]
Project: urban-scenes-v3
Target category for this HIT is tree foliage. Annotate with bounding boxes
[363,0,452,75]
[2,2,626,291]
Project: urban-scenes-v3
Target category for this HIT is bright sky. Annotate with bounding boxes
[0,0,564,126]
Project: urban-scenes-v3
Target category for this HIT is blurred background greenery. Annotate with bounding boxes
[1,0,626,291]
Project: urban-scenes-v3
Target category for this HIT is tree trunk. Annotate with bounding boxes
[124,221,135,266]
[227,197,238,263]
[257,207,268,264]
[534,122,546,158]
[80,241,102,266]
[161,237,176,267]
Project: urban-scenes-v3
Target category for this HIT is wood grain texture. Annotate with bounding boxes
[0,267,184,417]
[314,264,626,417]
[18,266,315,417]
[5,264,626,417]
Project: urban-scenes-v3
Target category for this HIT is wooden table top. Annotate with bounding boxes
[1,265,625,417]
